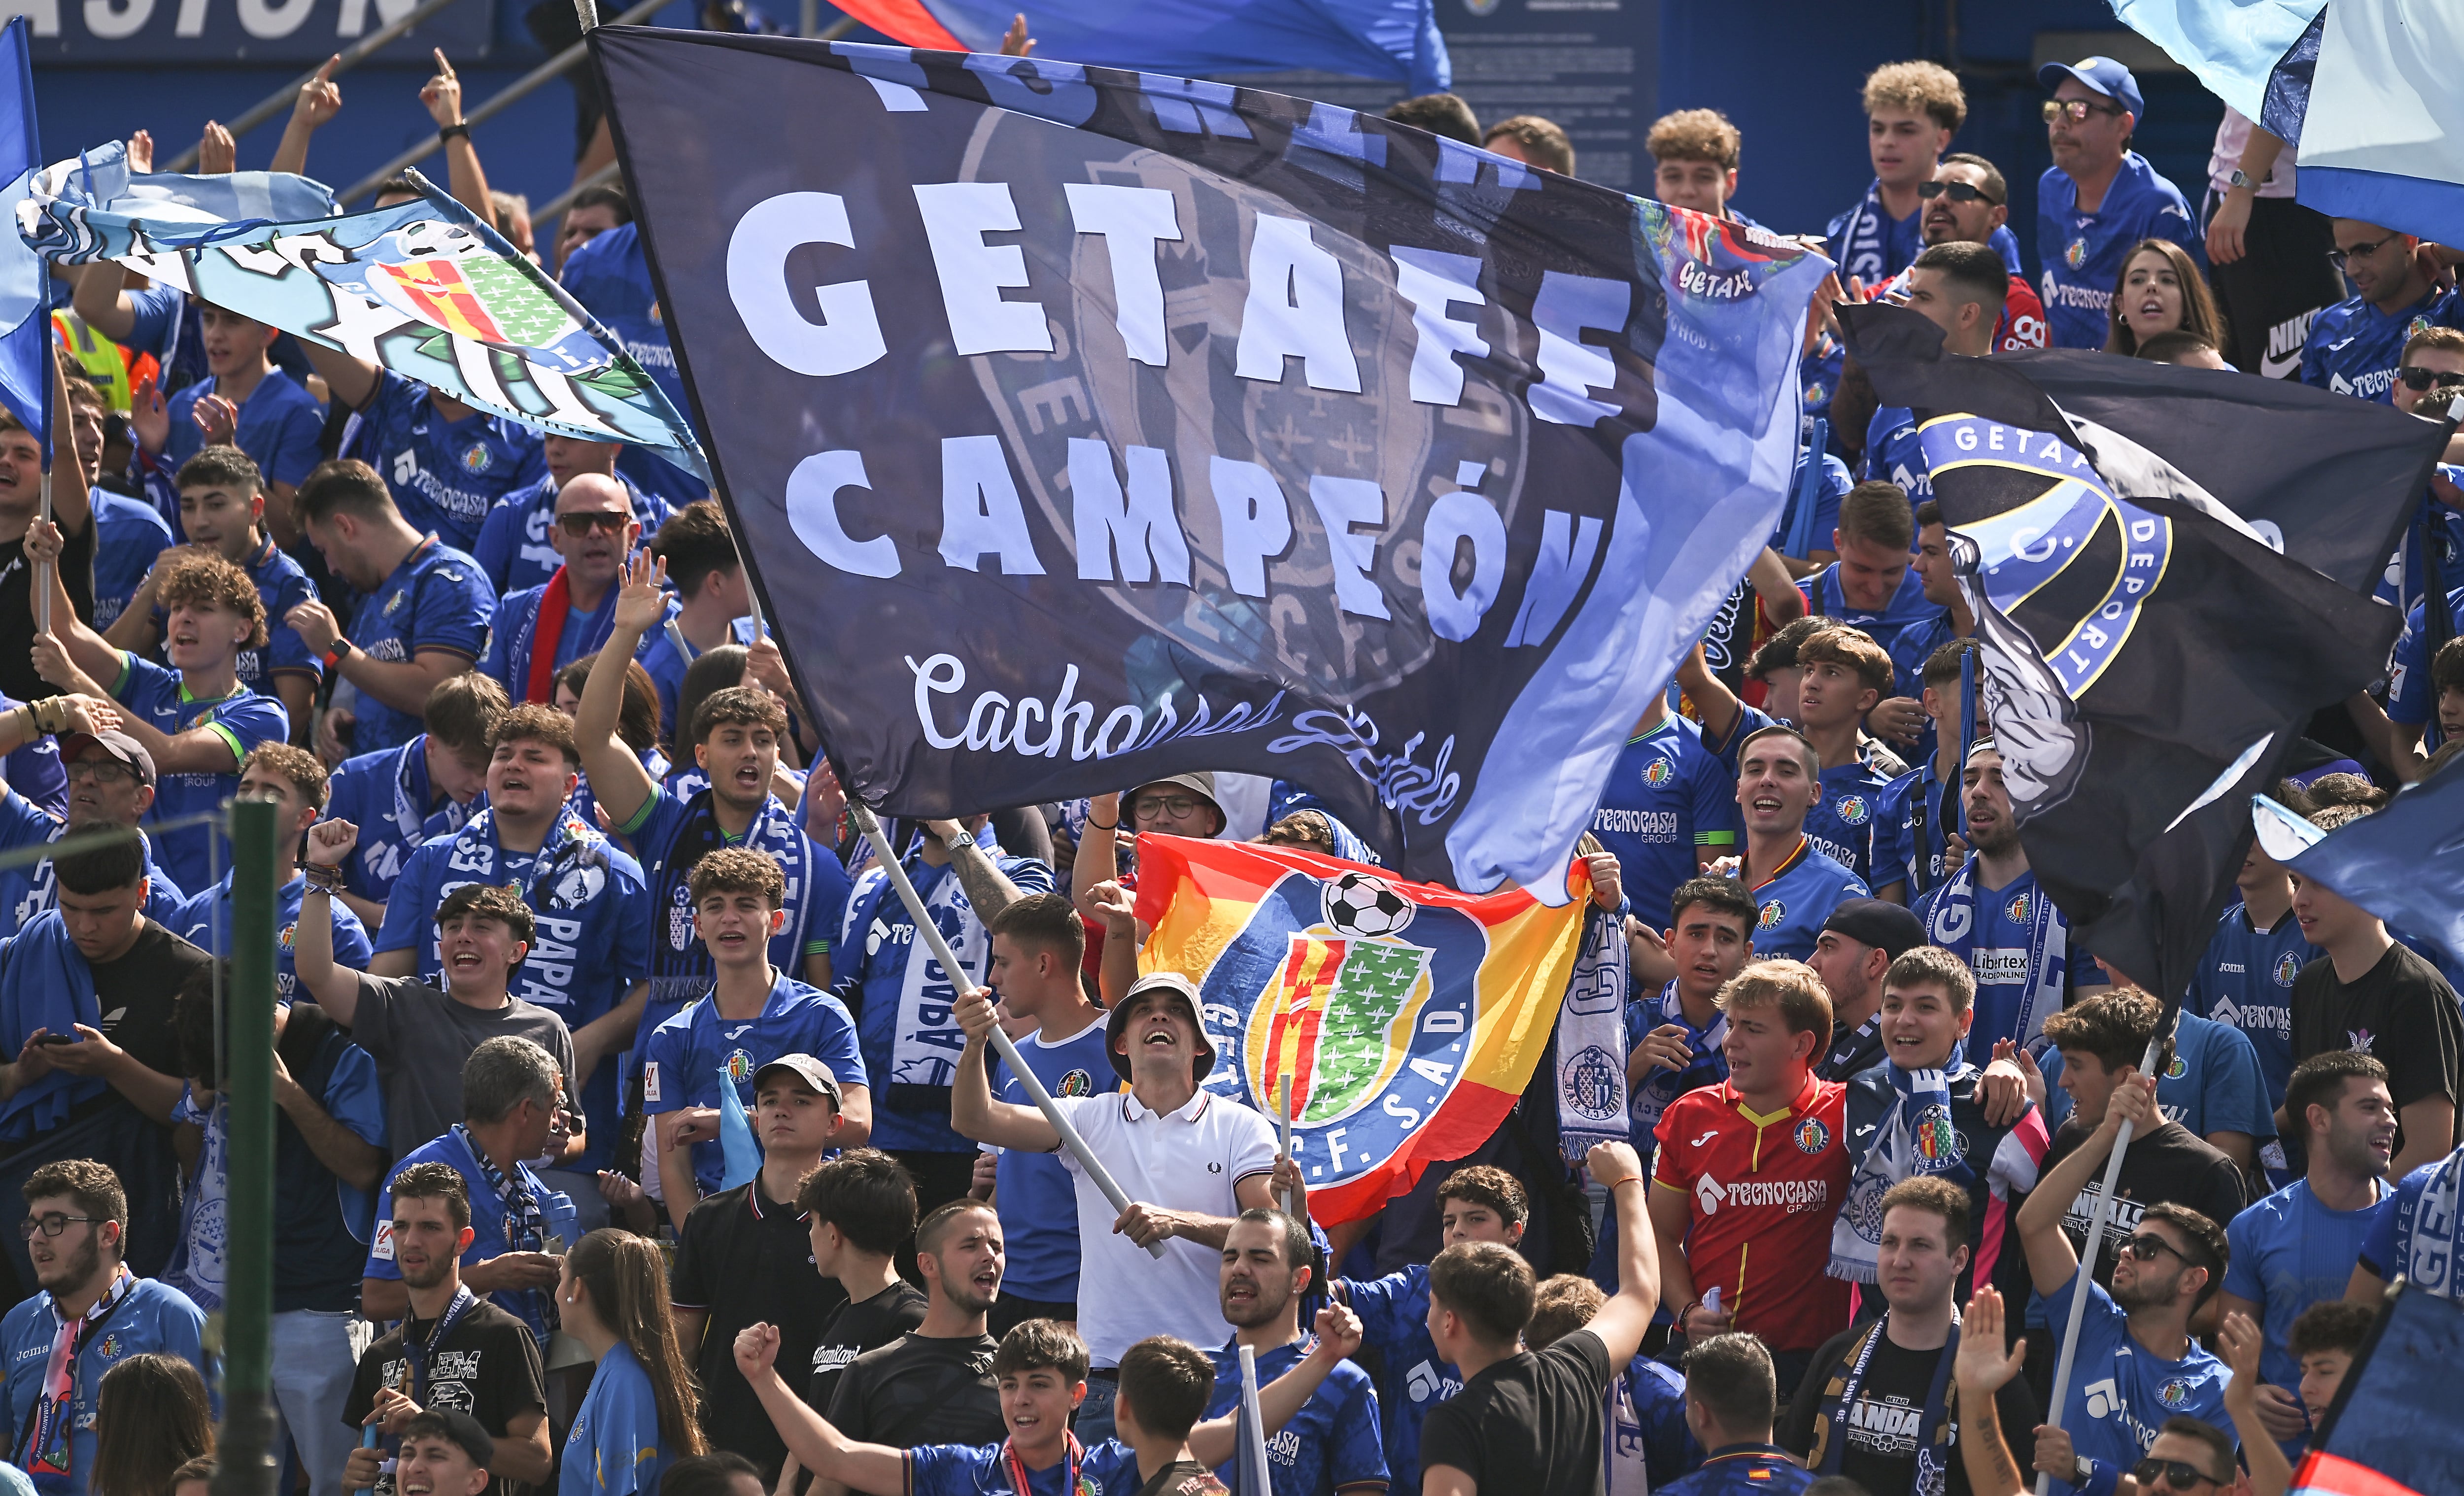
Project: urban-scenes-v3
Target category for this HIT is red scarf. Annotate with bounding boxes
[523,565,575,705]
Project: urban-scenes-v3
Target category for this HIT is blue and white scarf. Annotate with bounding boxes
[1830,178,1905,287]
[442,806,611,914]
[1922,858,2064,1055]
[845,836,997,1106]
[1831,1063,1978,1282]
[1558,900,1633,1159]
[1811,1306,1962,1496]
[2402,1145,2464,1298]
[161,1088,230,1311]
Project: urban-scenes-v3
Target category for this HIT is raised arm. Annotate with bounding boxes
[1070,790,1125,909]
[1951,1287,2031,1496]
[732,1324,910,1495]
[294,820,366,1024]
[950,986,1064,1151]
[1186,1304,1365,1467]
[578,552,665,830]
[1582,1140,1660,1364]
[2015,1073,2156,1296]
[419,52,496,223]
[2219,1311,2292,1496]
[270,56,342,176]
[1676,641,1742,746]
[70,264,137,342]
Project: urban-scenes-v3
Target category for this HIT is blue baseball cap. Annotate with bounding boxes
[2037,56,2144,121]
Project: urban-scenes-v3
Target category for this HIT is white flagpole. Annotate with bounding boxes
[844,799,1165,1259]
[1238,1344,1271,1494]
[2034,1021,2173,1496]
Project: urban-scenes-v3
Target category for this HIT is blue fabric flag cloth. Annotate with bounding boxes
[20,159,709,483]
[593,29,1833,897]
[825,0,1448,95]
[2252,760,2464,965]
[2114,0,2464,246]
[716,1064,762,1190]
[0,18,48,451]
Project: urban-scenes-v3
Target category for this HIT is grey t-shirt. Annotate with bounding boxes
[344,974,577,1156]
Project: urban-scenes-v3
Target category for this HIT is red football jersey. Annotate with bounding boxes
[1651,1072,1852,1352]
[1997,274,2049,352]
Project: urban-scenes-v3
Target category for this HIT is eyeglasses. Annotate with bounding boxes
[2042,98,2125,123]
[1917,180,2003,206]
[555,511,631,537]
[2131,1460,2224,1491]
[2122,1233,2198,1267]
[19,1213,98,1239]
[2327,236,2400,270]
[2398,366,2464,393]
[1131,794,1208,820]
[65,761,132,784]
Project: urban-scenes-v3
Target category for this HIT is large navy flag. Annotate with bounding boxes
[0,17,46,452]
[2303,1279,2464,1496]
[1841,303,2437,1000]
[2114,0,2464,247]
[594,28,1829,895]
[823,0,1449,95]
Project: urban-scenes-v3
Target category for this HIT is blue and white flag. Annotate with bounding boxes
[2253,754,2464,966]
[0,17,47,450]
[21,158,708,481]
[593,28,1831,895]
[2115,0,2464,246]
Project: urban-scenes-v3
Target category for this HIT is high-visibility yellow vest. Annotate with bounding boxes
[50,311,152,412]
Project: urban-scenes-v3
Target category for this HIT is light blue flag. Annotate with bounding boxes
[715,1065,762,1190]
[22,163,708,480]
[0,17,48,456]
[2115,0,2464,246]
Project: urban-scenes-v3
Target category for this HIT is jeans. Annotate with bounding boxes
[1075,1375,1119,1446]
[271,1309,365,1496]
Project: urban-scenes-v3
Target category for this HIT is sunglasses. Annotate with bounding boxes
[2131,1460,2224,1491]
[2121,1233,2200,1267]
[1918,180,2003,206]
[2042,98,2125,123]
[555,511,631,537]
[2327,236,2401,271]
[2398,366,2464,393]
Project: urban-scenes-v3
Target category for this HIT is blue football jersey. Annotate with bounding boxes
[1734,837,1868,963]
[340,370,546,552]
[2384,584,2464,728]
[1864,405,1932,504]
[89,490,171,631]
[343,538,497,755]
[641,975,868,1194]
[1589,716,1742,928]
[1202,1337,1386,1496]
[2300,287,2464,404]
[559,225,706,511]
[1804,761,1910,894]
[2186,903,2314,1111]
[164,368,325,491]
[2035,152,2200,349]
[111,654,289,892]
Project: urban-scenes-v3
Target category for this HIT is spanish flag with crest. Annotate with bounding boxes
[1131,834,1592,1223]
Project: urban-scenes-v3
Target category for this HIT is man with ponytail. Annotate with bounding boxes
[556,1228,705,1496]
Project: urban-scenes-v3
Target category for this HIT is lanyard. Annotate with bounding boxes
[1004,1432,1082,1496]
[398,1286,477,1402]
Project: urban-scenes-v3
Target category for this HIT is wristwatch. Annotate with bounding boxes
[942,825,977,856]
[323,638,356,671]
[2226,168,2256,190]
[2073,1456,2096,1487]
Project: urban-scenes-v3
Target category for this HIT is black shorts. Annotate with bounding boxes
[2204,191,2345,378]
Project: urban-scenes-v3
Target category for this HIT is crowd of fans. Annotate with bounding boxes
[0,28,2455,1496]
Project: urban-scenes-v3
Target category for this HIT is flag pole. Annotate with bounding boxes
[2033,1019,2175,1496]
[1238,1343,1271,1495]
[1276,1070,1295,1213]
[1957,647,1977,840]
[844,799,1165,1259]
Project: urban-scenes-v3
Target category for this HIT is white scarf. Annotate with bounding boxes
[2404,1145,2464,1297]
[1558,900,1633,1159]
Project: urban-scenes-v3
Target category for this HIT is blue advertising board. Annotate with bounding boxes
[12,0,496,64]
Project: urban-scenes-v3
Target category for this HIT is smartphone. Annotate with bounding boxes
[35,1034,74,1046]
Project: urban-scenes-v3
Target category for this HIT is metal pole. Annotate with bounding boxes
[335,0,667,206]
[1957,648,1977,839]
[2033,1029,2167,1496]
[844,801,1168,1258]
[574,0,598,30]
[33,465,49,640]
[211,798,280,1496]
[160,0,469,172]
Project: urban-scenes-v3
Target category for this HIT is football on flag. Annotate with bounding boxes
[1132,835,1590,1221]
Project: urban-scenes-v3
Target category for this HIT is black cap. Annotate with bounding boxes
[401,1408,495,1471]
[1820,898,1927,960]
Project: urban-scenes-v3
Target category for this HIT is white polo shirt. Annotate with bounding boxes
[1055,1086,1280,1365]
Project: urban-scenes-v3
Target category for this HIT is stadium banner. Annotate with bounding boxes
[591,25,1832,897]
[1131,833,1589,1222]
[12,0,498,66]
[19,147,708,478]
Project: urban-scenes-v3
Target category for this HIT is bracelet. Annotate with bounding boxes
[301,863,344,894]
[1087,817,1120,832]
[1601,1174,1643,1192]
[438,122,470,142]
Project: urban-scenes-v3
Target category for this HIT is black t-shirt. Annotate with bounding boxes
[1778,1322,2044,1496]
[344,1297,547,1496]
[672,1178,847,1474]
[1417,1327,1613,1496]
[1136,1461,1228,1496]
[809,1281,927,1416]
[89,919,209,1084]
[0,519,95,704]
[824,1329,1003,1453]
[2038,1118,2248,1292]
[2293,942,2464,1151]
